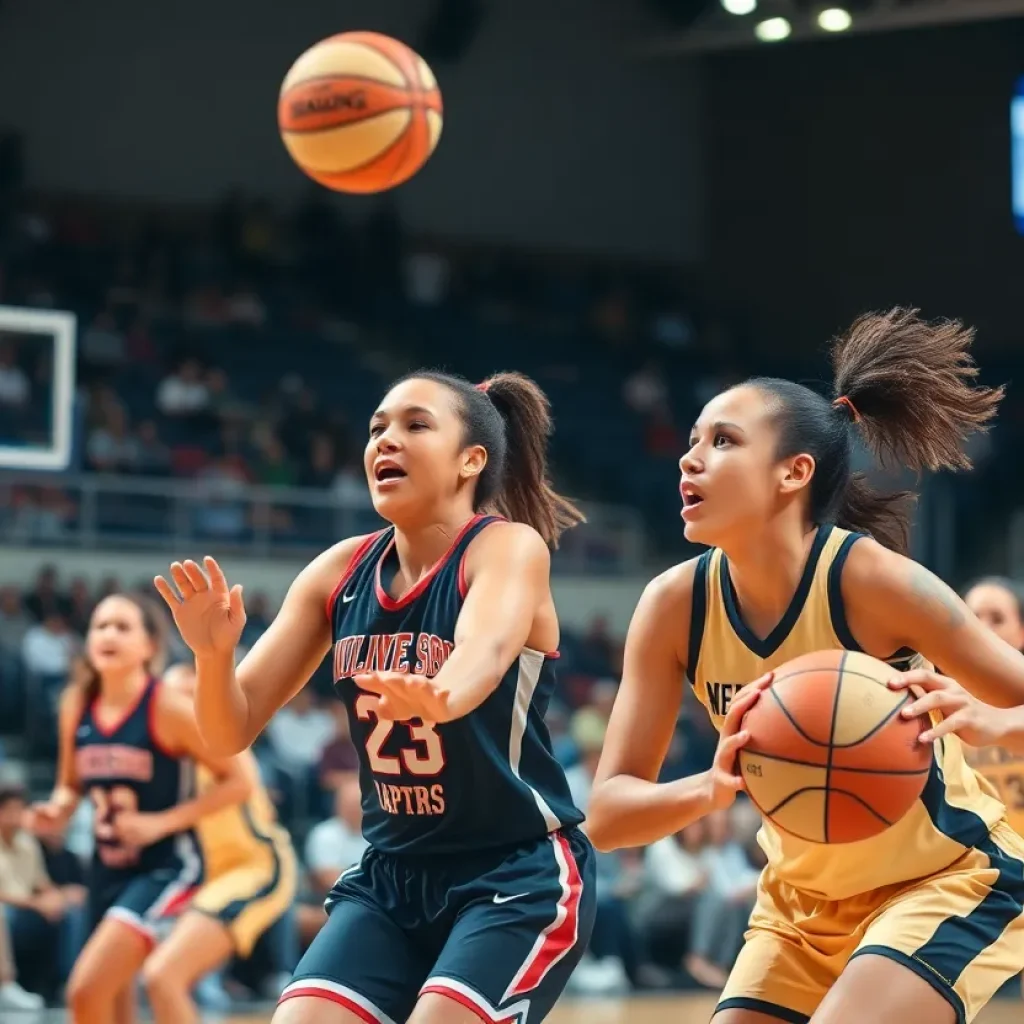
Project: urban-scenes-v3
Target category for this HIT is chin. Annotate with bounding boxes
[682,517,723,548]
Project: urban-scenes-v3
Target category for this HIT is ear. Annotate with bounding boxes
[778,452,816,495]
[460,444,488,482]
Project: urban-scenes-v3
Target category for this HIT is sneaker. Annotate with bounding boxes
[0,981,45,1009]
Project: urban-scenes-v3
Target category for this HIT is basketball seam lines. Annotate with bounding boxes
[742,748,930,776]
[824,652,846,843]
[764,785,894,827]
[767,685,910,748]
[281,102,417,135]
[299,111,416,180]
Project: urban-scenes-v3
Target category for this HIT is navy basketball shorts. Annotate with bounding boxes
[88,865,199,947]
[281,827,596,1023]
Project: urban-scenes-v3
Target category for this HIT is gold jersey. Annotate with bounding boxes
[963,745,1024,837]
[689,524,1006,900]
[195,751,289,879]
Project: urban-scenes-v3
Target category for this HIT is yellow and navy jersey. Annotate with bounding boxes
[688,523,1007,900]
[195,752,291,879]
[962,745,1024,837]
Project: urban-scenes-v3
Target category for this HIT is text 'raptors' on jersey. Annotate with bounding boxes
[328,514,583,855]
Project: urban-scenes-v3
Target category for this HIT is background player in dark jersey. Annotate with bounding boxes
[156,370,597,1024]
[26,594,252,1024]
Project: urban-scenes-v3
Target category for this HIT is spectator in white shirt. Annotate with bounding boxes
[155,358,210,416]
[265,688,336,821]
[20,614,76,681]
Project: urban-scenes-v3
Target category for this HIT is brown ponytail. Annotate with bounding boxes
[393,369,586,547]
[749,307,1002,555]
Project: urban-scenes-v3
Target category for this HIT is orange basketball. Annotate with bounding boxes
[278,32,443,194]
[738,650,932,844]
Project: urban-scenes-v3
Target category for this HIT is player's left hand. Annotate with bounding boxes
[115,811,170,849]
[889,669,1006,748]
[354,671,455,723]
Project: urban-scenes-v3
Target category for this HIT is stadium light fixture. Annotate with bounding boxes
[755,16,792,40]
[817,7,853,30]
[721,0,757,14]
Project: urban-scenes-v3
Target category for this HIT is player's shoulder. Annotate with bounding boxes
[467,519,550,562]
[300,531,388,600]
[643,555,703,608]
[836,533,910,598]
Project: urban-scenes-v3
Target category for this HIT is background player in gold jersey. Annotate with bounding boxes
[141,663,297,1024]
[587,308,1024,1024]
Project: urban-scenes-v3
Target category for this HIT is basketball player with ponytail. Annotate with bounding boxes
[155,371,596,1024]
[588,308,1024,1024]
[26,593,251,1024]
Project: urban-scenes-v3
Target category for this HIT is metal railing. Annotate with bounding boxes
[0,471,646,574]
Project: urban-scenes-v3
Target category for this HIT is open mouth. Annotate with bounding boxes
[374,462,407,483]
[680,484,704,508]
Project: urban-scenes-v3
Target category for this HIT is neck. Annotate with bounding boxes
[722,518,819,632]
[393,510,477,582]
[98,665,150,705]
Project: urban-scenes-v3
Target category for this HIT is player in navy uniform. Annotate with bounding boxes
[27,594,251,1024]
[156,370,597,1024]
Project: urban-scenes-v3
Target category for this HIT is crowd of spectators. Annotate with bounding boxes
[0,565,766,1011]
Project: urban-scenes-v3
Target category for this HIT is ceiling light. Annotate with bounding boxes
[755,16,792,41]
[817,7,853,31]
[721,0,757,14]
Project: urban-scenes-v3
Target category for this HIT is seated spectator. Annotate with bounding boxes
[0,587,30,721]
[318,701,359,796]
[0,906,43,1010]
[156,358,210,416]
[85,405,139,472]
[299,777,367,948]
[21,612,76,683]
[0,785,78,1000]
[134,420,172,475]
[265,688,336,821]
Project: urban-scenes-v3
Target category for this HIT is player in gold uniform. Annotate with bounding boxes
[588,309,1024,1024]
[141,663,297,1024]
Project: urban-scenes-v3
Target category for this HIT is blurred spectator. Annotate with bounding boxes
[0,785,78,1000]
[255,432,297,488]
[318,702,359,794]
[86,405,140,472]
[265,688,336,821]
[23,567,69,623]
[21,612,76,681]
[0,341,29,409]
[156,358,210,416]
[79,311,127,368]
[623,360,669,417]
[0,906,43,1010]
[65,578,93,636]
[134,419,172,475]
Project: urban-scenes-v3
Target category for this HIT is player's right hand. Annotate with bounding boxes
[154,556,246,657]
[706,672,773,811]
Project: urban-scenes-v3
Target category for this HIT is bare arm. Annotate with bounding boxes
[150,685,253,836]
[587,564,706,850]
[159,539,365,754]
[844,539,1024,708]
[25,689,83,839]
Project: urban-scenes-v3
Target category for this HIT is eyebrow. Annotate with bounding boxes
[370,405,436,421]
[690,419,747,436]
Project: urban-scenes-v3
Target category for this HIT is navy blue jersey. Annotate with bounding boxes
[328,514,583,856]
[74,677,198,876]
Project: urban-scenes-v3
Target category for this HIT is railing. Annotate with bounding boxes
[0,471,646,575]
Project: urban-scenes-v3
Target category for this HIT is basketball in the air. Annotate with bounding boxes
[278,32,443,194]
[738,650,932,844]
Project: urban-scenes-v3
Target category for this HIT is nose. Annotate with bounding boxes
[680,448,701,475]
[376,431,400,454]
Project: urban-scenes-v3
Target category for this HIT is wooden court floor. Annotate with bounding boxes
[39,994,1023,1023]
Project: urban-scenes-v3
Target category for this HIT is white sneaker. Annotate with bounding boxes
[0,981,45,1009]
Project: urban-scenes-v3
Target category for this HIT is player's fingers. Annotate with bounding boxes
[182,559,209,592]
[888,669,953,693]
[153,576,181,607]
[352,673,386,693]
[716,730,750,763]
[169,562,195,596]
[722,687,763,734]
[205,556,229,595]
[919,711,966,745]
[901,690,961,719]
[229,583,245,619]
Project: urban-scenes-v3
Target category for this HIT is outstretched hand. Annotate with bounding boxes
[353,671,455,723]
[154,556,246,658]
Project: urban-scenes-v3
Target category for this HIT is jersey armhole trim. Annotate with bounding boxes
[457,515,507,599]
[147,676,180,759]
[828,532,865,651]
[686,551,711,687]
[325,531,386,621]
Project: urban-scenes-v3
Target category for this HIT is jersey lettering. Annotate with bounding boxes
[333,631,455,679]
[704,681,743,718]
[90,785,142,868]
[75,745,154,783]
[355,693,446,787]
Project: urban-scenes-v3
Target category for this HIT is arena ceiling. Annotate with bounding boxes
[644,0,1024,54]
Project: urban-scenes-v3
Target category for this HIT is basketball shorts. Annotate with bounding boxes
[281,827,596,1023]
[716,820,1024,1024]
[88,861,200,948]
[191,836,297,957]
